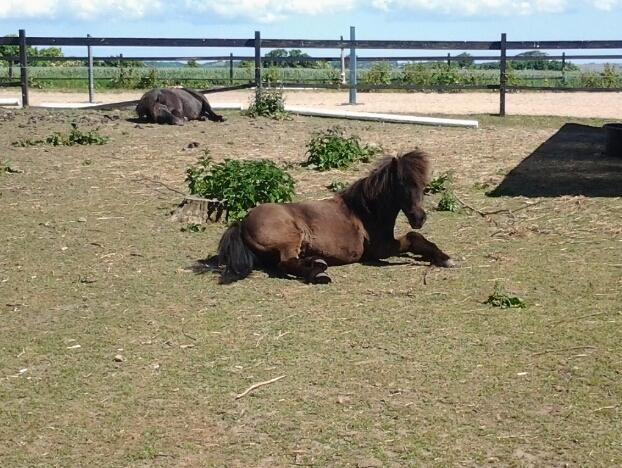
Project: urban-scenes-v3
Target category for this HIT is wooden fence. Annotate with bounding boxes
[1,29,622,116]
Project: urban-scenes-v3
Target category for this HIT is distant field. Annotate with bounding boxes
[1,65,620,91]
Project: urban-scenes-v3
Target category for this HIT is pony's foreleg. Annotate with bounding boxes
[278,250,331,284]
[397,232,455,267]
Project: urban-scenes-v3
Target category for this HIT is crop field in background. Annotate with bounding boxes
[2,64,621,90]
[1,108,621,466]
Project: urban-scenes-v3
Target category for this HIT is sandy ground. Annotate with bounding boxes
[1,88,622,119]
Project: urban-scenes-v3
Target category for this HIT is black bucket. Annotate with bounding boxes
[604,123,622,158]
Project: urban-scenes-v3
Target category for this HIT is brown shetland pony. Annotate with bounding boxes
[216,150,454,284]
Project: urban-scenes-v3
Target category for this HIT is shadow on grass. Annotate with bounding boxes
[489,123,622,197]
[191,255,421,283]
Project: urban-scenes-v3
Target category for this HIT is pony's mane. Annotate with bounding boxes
[341,149,431,207]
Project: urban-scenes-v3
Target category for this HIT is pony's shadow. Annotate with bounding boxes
[190,256,291,281]
[191,253,425,282]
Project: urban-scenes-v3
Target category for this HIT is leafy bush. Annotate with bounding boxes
[245,88,288,119]
[304,127,382,171]
[600,64,621,88]
[12,123,109,147]
[185,154,296,222]
[362,62,392,87]
[484,283,527,309]
[136,68,157,89]
[431,64,461,88]
[425,173,452,194]
[401,63,430,88]
[437,189,460,212]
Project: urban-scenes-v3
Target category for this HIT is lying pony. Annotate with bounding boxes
[136,88,224,125]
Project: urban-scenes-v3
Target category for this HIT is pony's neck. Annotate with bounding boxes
[341,182,400,234]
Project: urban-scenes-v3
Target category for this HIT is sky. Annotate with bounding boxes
[1,1,621,59]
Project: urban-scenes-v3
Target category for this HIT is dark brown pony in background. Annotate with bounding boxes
[216,150,454,284]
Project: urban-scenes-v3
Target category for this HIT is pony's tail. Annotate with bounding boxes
[217,222,256,284]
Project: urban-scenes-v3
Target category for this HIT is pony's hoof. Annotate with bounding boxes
[436,257,455,268]
[312,258,328,271]
[312,272,332,284]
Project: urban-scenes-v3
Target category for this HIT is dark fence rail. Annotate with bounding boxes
[2,29,621,115]
[5,53,622,63]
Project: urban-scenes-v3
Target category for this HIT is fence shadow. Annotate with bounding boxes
[489,123,622,197]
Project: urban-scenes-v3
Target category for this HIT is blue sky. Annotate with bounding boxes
[1,1,621,59]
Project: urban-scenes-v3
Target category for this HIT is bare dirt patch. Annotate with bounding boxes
[1,108,621,466]
[2,88,622,118]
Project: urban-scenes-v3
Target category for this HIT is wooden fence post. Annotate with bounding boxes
[19,29,29,107]
[340,35,346,85]
[499,32,507,117]
[561,52,566,85]
[254,31,262,97]
[87,34,95,103]
[8,60,13,80]
[349,26,357,105]
[447,53,451,67]
[229,52,234,85]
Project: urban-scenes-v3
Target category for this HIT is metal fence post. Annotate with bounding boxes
[19,29,29,107]
[499,32,507,117]
[87,34,94,103]
[254,31,262,97]
[349,26,357,105]
[229,52,234,85]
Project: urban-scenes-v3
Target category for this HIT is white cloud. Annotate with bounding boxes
[371,0,569,16]
[0,0,165,20]
[591,0,622,10]
[0,0,55,18]
[0,0,619,21]
[183,0,357,23]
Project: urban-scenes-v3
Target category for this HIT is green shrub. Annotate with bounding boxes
[431,64,461,88]
[426,173,452,194]
[401,63,430,88]
[136,68,157,89]
[600,64,621,88]
[304,127,382,171]
[362,62,392,87]
[185,153,295,222]
[437,189,460,212]
[484,283,527,309]
[12,123,109,147]
[245,88,288,119]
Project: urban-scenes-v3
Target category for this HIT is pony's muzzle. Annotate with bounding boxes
[406,210,427,229]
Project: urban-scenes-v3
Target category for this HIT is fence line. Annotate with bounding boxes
[2,29,621,115]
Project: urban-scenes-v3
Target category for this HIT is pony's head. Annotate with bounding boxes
[341,149,431,228]
[392,150,431,229]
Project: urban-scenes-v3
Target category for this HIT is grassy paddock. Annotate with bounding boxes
[0,110,620,466]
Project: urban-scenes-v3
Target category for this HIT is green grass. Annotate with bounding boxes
[0,109,620,466]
